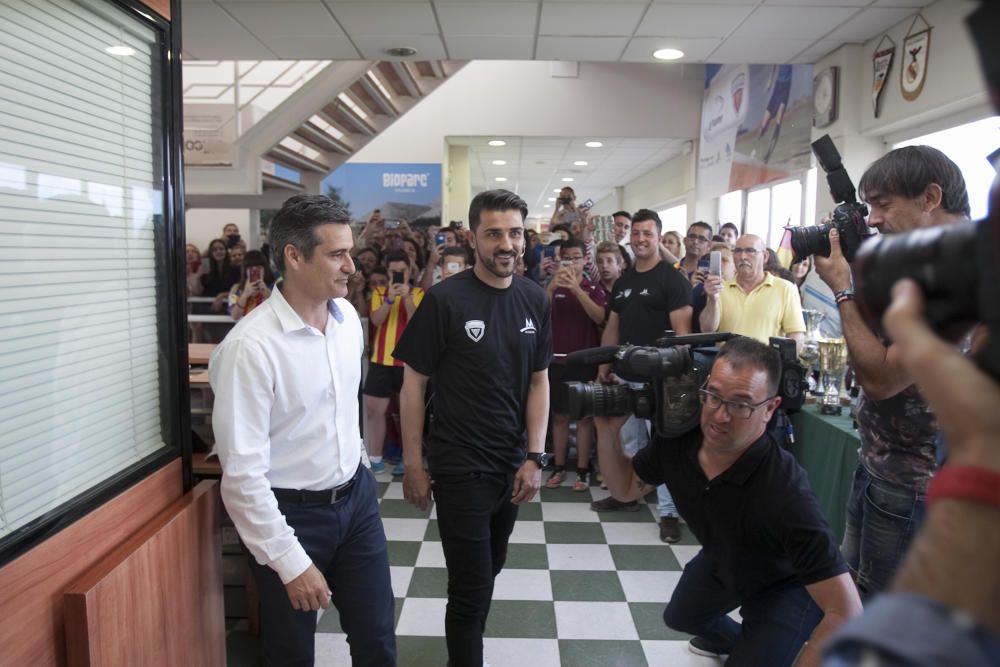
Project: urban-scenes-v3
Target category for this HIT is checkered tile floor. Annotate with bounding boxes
[228,469,724,667]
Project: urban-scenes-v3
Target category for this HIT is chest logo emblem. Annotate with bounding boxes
[622,288,632,299]
[520,318,537,334]
[640,288,650,296]
[464,319,486,342]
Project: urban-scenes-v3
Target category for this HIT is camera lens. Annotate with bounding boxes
[783,223,832,263]
[565,382,634,420]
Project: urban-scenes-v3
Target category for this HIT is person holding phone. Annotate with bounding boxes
[421,227,463,290]
[228,250,275,321]
[365,250,424,474]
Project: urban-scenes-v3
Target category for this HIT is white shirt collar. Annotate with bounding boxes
[271,286,345,334]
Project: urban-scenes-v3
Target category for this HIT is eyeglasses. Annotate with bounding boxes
[732,248,760,256]
[561,255,585,261]
[698,387,774,419]
[686,234,710,243]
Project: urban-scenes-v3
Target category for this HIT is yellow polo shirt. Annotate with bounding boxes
[718,273,806,342]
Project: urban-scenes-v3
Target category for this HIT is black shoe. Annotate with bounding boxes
[688,636,729,659]
[590,496,640,512]
[659,516,682,543]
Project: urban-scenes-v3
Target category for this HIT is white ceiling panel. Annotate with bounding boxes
[761,0,869,5]
[326,2,439,35]
[730,6,861,41]
[435,2,539,35]
[790,39,840,64]
[824,7,918,43]
[445,35,535,60]
[265,34,362,59]
[219,2,341,35]
[650,0,758,4]
[708,37,817,64]
[621,37,720,62]
[351,33,448,60]
[536,36,629,60]
[183,4,276,58]
[539,3,647,37]
[869,0,934,6]
[637,4,755,38]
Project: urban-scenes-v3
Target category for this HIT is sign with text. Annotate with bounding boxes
[322,163,442,225]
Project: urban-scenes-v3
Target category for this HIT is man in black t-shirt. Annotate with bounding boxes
[592,209,692,543]
[394,190,552,667]
[597,338,862,665]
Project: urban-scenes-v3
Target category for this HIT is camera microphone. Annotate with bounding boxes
[565,346,621,368]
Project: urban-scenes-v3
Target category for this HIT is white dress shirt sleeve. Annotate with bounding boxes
[209,337,312,584]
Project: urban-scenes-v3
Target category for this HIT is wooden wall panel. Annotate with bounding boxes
[0,460,183,666]
[64,481,224,667]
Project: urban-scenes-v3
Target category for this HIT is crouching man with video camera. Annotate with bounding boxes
[596,337,862,665]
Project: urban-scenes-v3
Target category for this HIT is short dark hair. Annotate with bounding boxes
[595,240,622,257]
[442,246,467,261]
[369,266,388,278]
[631,208,662,234]
[689,221,713,236]
[714,337,781,397]
[859,145,971,217]
[560,237,587,255]
[720,222,740,235]
[612,211,632,221]
[383,250,409,268]
[468,189,528,231]
[550,223,573,237]
[270,194,350,273]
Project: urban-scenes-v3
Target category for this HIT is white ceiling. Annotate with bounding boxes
[452,136,688,219]
[182,0,934,64]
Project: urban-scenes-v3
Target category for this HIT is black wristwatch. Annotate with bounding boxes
[525,452,549,468]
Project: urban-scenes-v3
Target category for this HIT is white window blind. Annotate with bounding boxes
[0,0,167,538]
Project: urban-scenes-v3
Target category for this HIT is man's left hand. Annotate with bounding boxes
[814,227,853,293]
[511,460,541,505]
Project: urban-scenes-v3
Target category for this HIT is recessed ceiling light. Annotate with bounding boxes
[653,48,685,61]
[585,141,603,148]
[495,177,508,182]
[573,161,588,166]
[543,204,551,208]
[553,189,561,193]
[488,140,506,147]
[561,177,574,182]
[385,46,417,57]
[492,159,507,166]
[105,45,135,56]
[547,198,556,202]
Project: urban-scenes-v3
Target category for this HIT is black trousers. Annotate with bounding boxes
[432,470,519,667]
[249,467,396,666]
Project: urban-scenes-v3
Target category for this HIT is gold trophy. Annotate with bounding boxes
[799,310,827,375]
[818,338,848,415]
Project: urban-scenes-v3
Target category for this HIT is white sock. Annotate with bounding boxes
[370,456,382,463]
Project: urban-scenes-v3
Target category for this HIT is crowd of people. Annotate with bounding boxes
[206,139,996,667]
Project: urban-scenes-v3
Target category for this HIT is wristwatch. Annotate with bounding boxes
[525,452,549,468]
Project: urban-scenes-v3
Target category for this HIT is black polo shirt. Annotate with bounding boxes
[633,430,847,598]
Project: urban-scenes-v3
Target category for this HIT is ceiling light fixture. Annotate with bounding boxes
[543,204,551,208]
[384,46,417,57]
[492,160,507,166]
[547,198,556,202]
[561,177,574,182]
[553,189,561,193]
[105,45,135,56]
[495,177,508,182]
[488,140,506,147]
[585,141,603,148]
[653,48,685,61]
[573,161,588,166]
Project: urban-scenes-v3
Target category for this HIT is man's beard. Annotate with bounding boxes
[478,247,519,278]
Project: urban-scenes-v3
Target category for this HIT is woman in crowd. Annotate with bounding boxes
[402,236,425,285]
[227,250,274,321]
[661,230,683,263]
[790,255,812,292]
[200,238,241,313]
[228,241,246,271]
[185,243,203,296]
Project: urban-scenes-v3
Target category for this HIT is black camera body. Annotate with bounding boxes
[564,333,806,438]
[784,135,874,263]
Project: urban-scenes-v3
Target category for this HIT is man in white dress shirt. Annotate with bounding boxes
[210,194,396,666]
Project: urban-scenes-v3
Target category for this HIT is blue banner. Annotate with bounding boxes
[321,163,442,224]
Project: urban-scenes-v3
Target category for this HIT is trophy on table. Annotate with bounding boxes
[818,338,848,415]
[799,310,827,391]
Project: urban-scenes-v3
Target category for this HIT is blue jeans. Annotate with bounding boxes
[250,467,396,666]
[620,414,677,517]
[841,463,926,600]
[662,551,822,666]
[432,470,519,667]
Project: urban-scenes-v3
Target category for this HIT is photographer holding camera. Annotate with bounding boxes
[596,337,862,665]
[814,145,971,600]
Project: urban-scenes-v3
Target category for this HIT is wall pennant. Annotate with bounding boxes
[872,34,896,118]
[901,14,932,101]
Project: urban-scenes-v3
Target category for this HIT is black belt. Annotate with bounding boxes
[272,465,362,505]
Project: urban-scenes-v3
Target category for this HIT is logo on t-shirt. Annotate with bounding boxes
[464,319,485,342]
[519,317,537,334]
[616,288,632,300]
[640,288,650,296]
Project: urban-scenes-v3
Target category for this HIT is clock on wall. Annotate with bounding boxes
[813,66,839,128]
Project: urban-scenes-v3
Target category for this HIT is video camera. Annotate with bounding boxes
[783,134,874,263]
[563,332,806,438]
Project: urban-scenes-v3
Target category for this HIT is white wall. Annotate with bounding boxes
[349,60,705,166]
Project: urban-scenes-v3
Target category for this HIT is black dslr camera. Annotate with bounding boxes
[563,333,806,438]
[783,134,874,263]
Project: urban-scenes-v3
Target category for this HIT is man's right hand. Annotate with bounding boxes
[403,465,432,510]
[284,563,331,612]
[703,274,724,298]
[596,363,617,385]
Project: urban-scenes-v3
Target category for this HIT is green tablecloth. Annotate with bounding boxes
[788,404,860,543]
